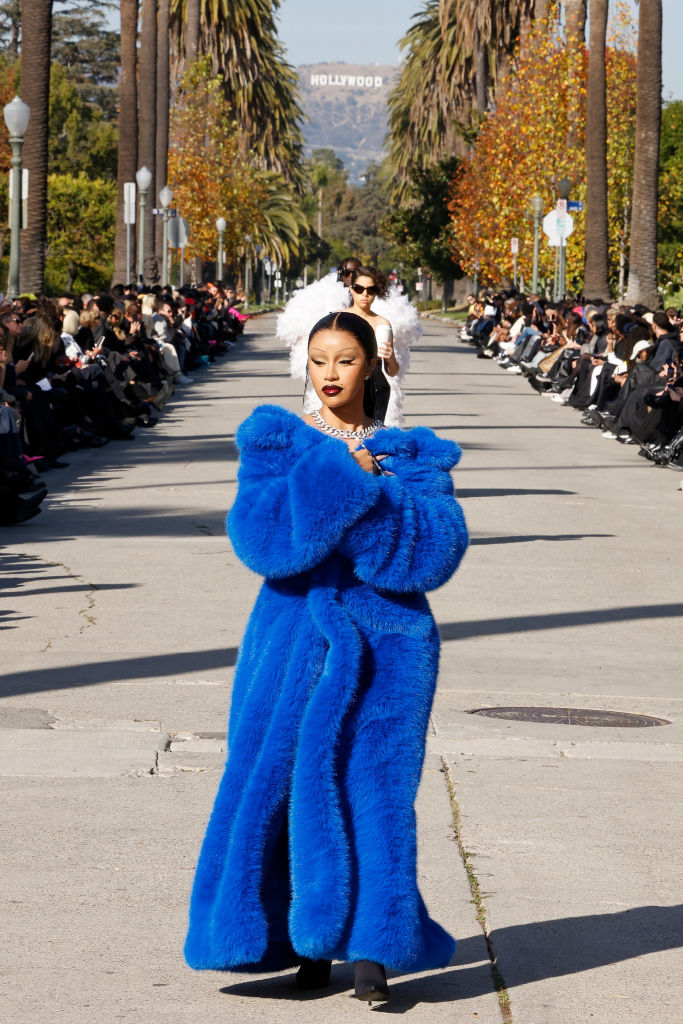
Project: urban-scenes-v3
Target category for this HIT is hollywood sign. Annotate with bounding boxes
[310,73,383,88]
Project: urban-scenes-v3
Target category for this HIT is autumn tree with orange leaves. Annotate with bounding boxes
[448,4,637,297]
[168,59,266,265]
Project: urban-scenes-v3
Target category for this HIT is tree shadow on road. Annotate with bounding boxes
[0,647,237,699]
[437,603,683,642]
[457,487,575,497]
[469,532,613,545]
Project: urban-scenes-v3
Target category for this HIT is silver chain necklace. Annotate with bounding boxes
[312,408,382,439]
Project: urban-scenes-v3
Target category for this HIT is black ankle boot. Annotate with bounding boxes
[295,957,332,991]
[354,960,389,1003]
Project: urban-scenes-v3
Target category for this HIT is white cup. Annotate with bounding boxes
[374,323,392,358]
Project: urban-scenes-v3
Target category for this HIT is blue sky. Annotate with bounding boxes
[276,0,683,101]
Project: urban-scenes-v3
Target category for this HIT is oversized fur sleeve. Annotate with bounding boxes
[227,405,383,578]
[227,408,468,590]
[337,427,468,592]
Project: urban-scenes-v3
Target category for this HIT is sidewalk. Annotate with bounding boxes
[2,317,681,1022]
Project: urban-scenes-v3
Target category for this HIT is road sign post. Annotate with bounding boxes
[542,210,574,299]
[123,182,136,283]
[511,237,519,288]
[168,217,190,287]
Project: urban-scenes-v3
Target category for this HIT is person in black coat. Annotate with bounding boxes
[650,311,682,372]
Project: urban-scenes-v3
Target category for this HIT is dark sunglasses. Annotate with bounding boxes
[352,283,378,296]
[340,267,354,276]
[3,316,22,324]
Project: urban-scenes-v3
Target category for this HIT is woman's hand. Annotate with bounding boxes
[376,334,393,360]
[14,357,31,374]
[351,447,388,474]
[377,333,399,377]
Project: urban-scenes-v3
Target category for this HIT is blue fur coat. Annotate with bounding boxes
[184,404,468,974]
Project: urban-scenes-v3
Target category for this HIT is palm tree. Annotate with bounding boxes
[583,0,610,299]
[389,1,535,197]
[155,0,171,264]
[388,2,469,195]
[139,0,157,281]
[113,0,139,284]
[256,173,309,267]
[184,0,200,60]
[19,0,53,294]
[625,0,663,308]
[169,0,304,186]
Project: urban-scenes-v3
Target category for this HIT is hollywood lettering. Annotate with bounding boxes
[310,73,383,88]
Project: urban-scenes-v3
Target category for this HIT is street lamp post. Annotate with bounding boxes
[159,185,173,287]
[531,193,544,294]
[135,165,153,285]
[557,177,572,300]
[244,234,251,310]
[3,96,30,299]
[216,217,226,282]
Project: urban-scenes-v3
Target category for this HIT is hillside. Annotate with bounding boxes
[296,62,399,181]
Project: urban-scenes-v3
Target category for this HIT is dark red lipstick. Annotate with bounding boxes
[323,386,342,396]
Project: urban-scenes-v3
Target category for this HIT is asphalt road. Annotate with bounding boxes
[2,314,681,1023]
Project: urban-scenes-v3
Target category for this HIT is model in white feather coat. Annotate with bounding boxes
[276,260,421,426]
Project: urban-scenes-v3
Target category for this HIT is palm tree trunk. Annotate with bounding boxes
[139,0,158,283]
[19,0,53,295]
[564,0,586,44]
[474,29,488,114]
[155,0,170,267]
[185,0,202,285]
[185,0,201,63]
[625,0,662,308]
[113,0,139,285]
[583,0,610,299]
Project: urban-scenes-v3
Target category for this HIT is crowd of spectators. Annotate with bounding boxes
[460,291,683,470]
[0,281,248,525]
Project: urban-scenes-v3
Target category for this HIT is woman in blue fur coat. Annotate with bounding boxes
[185,311,468,1003]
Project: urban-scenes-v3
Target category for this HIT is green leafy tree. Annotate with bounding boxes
[327,163,396,267]
[381,158,461,282]
[45,173,116,292]
[658,101,683,289]
[52,1,119,118]
[48,62,117,179]
[168,59,307,267]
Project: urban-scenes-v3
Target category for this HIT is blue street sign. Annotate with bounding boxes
[567,200,584,212]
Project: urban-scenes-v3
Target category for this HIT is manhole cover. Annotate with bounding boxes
[467,707,670,728]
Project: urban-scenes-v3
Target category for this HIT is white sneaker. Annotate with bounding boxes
[176,374,194,384]
[551,394,567,403]
[507,365,522,373]
[601,430,618,439]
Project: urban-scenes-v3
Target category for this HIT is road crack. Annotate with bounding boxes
[47,560,99,634]
[442,754,513,1023]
